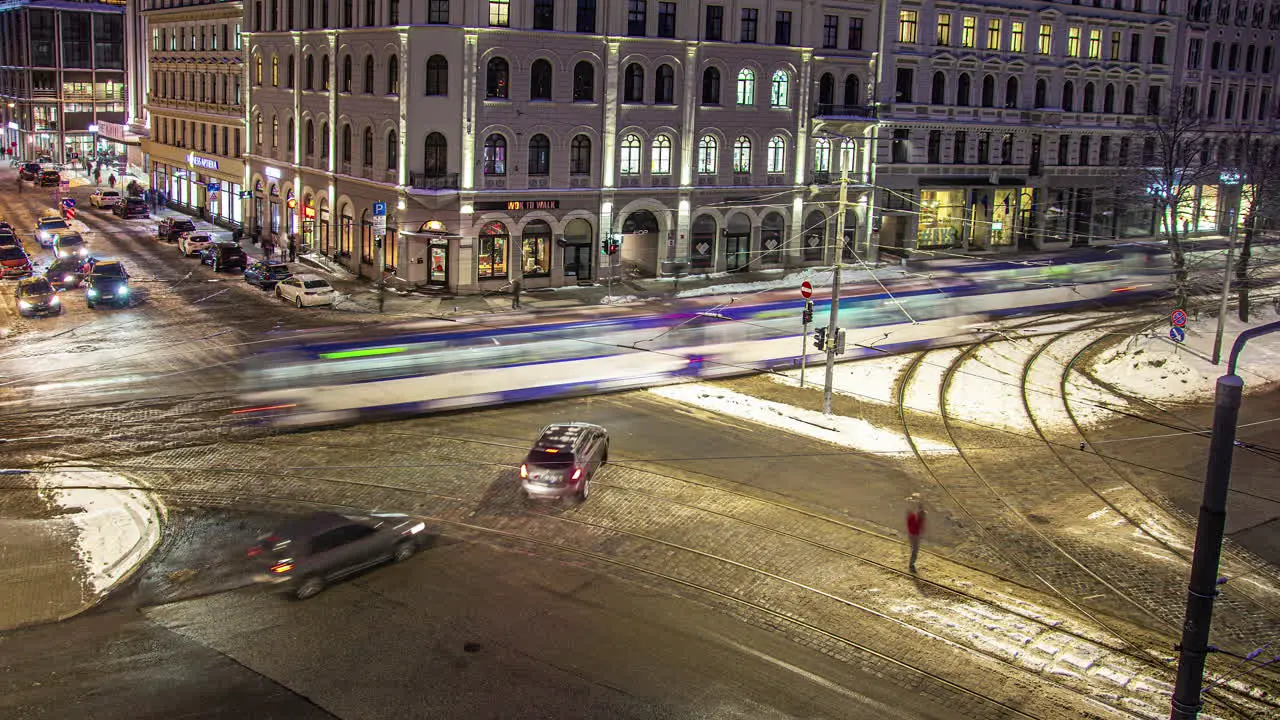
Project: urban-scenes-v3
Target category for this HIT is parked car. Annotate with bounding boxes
[14,277,61,317]
[54,232,88,259]
[274,274,335,307]
[199,241,247,272]
[35,216,70,248]
[113,197,150,219]
[89,189,122,208]
[519,423,610,502]
[248,511,430,600]
[84,260,130,308]
[18,163,41,181]
[0,244,33,279]
[243,261,292,290]
[178,231,217,257]
[156,217,196,242]
[38,169,60,187]
[45,255,91,289]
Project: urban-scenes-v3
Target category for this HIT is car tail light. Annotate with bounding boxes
[570,467,583,481]
[270,561,294,574]
[246,547,262,558]
[519,463,528,479]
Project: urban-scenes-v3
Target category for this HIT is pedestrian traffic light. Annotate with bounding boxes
[802,300,814,325]
[835,328,847,355]
[813,327,827,352]
[607,235,621,255]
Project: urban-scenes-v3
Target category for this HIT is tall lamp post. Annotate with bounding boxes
[1211,171,1243,365]
[87,123,99,178]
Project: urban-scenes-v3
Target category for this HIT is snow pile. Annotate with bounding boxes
[650,383,953,455]
[599,294,642,305]
[42,468,162,595]
[773,353,914,405]
[675,265,908,299]
[1091,306,1280,402]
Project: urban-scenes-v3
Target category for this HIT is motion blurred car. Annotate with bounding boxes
[274,274,335,307]
[113,197,150,219]
[54,232,88,259]
[199,241,246,272]
[14,277,61,317]
[89,189,122,208]
[519,423,610,502]
[156,217,196,242]
[0,221,14,232]
[0,230,18,247]
[248,511,430,600]
[19,162,41,181]
[0,244,33,278]
[35,215,71,248]
[38,169,60,187]
[84,260,130,308]
[178,231,216,257]
[243,261,292,290]
[45,255,91,289]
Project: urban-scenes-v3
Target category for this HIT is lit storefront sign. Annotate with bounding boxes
[419,220,447,233]
[187,153,219,171]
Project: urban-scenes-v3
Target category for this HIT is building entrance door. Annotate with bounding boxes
[563,243,592,282]
[428,241,448,286]
[725,233,749,271]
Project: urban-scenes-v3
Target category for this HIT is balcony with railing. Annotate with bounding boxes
[813,102,878,119]
[408,172,459,190]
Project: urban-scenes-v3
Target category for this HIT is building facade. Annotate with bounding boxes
[141,0,247,229]
[0,0,128,165]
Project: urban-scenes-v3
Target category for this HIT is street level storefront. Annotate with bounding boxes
[148,149,244,229]
[910,182,1028,252]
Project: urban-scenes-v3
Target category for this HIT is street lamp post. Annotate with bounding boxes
[1211,171,1243,365]
[87,124,99,179]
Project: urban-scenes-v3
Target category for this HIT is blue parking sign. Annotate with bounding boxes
[373,201,387,216]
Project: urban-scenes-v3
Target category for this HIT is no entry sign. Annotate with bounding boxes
[800,280,813,299]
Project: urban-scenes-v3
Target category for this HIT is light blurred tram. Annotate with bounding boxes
[238,245,1173,428]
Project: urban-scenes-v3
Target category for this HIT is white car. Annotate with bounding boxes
[89,189,122,208]
[178,231,217,256]
[275,274,336,307]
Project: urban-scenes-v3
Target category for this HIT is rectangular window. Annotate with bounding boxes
[1152,36,1166,64]
[953,131,967,164]
[936,13,951,45]
[978,132,990,164]
[740,8,758,42]
[822,15,837,48]
[848,17,863,49]
[898,10,918,43]
[705,5,723,41]
[1129,34,1140,62]
[575,0,595,32]
[961,16,975,48]
[774,10,791,45]
[533,0,554,30]
[1010,22,1024,52]
[658,2,676,37]
[428,0,449,23]
[1110,30,1121,60]
[626,0,647,35]
[895,67,914,102]
[488,0,509,27]
[1038,24,1052,55]
[1067,27,1081,57]
[892,129,910,163]
[1088,29,1101,59]
[987,19,1001,50]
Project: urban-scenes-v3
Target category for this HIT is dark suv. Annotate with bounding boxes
[19,163,41,181]
[519,422,610,502]
[243,261,292,289]
[84,260,131,308]
[114,197,149,219]
[248,511,430,600]
[200,241,246,272]
[45,255,91,289]
[156,217,197,242]
[38,169,60,187]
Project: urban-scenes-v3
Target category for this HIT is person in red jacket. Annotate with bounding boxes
[906,494,926,573]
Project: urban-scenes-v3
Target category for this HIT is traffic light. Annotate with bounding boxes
[801,300,814,325]
[608,235,621,255]
[835,329,847,355]
[813,327,827,352]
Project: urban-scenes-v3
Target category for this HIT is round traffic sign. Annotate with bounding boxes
[800,280,813,299]
[1169,326,1186,343]
[1171,309,1187,327]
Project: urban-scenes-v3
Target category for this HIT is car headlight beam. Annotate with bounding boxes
[18,300,31,309]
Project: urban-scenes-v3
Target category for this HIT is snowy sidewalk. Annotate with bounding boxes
[0,468,162,630]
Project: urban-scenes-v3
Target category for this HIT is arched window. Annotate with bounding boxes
[1061,81,1074,111]
[697,135,718,174]
[651,135,672,175]
[387,55,399,94]
[957,73,971,106]
[844,74,860,106]
[770,70,790,108]
[1104,84,1116,113]
[483,133,507,175]
[981,75,995,107]
[270,114,278,147]
[341,55,352,92]
[1005,77,1018,109]
[818,72,835,106]
[486,57,509,98]
[271,54,279,86]
[732,136,752,173]
[766,136,786,173]
[530,59,552,100]
[305,119,315,155]
[286,118,295,152]
[305,55,314,89]
[320,121,329,158]
[1083,82,1095,113]
[320,55,329,90]
[736,68,755,105]
[1034,78,1046,108]
[255,54,263,85]
[286,55,295,88]
[813,137,832,172]
[423,132,447,177]
[572,61,594,101]
[655,64,675,104]
[341,123,352,162]
[1123,85,1135,114]
[363,55,375,93]
[528,133,550,175]
[931,71,946,104]
[702,67,721,104]
[619,134,642,175]
[624,63,644,103]
[425,55,448,95]
[569,135,591,175]
[386,130,397,170]
[362,126,374,166]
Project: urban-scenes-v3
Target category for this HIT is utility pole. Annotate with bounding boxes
[1211,209,1239,365]
[822,152,850,415]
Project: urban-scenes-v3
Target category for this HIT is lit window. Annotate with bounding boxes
[1010,22,1024,53]
[961,17,975,48]
[1038,24,1052,55]
[769,70,789,108]
[1067,27,1081,57]
[651,135,672,175]
[1088,29,1101,59]
[732,136,752,173]
[620,134,641,175]
[766,136,785,173]
[986,19,1001,51]
[898,10,918,43]
[813,138,831,172]
[736,68,755,105]
[489,0,509,27]
[697,135,718,174]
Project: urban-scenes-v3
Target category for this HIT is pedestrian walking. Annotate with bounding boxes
[108,174,117,189]
[906,494,926,573]
[262,237,275,261]
[511,279,522,309]
[288,235,298,263]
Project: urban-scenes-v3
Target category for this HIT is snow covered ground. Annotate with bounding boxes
[674,265,912,299]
